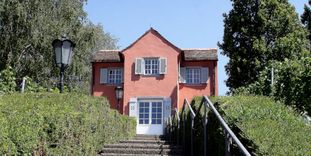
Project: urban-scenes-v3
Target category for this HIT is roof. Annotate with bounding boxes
[92,50,122,62]
[91,28,218,63]
[182,48,218,61]
[122,27,181,53]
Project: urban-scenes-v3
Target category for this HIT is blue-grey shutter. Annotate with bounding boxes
[163,97,172,125]
[120,68,124,83]
[179,67,187,83]
[129,98,138,118]
[100,68,108,84]
[201,67,209,83]
[135,58,144,75]
[159,58,167,74]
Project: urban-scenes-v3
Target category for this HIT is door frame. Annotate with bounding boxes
[136,99,164,135]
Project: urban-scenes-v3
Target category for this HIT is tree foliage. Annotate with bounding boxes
[301,0,311,44]
[219,0,309,92]
[0,0,117,84]
[235,58,311,115]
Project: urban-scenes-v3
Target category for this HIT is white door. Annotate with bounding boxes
[136,100,163,135]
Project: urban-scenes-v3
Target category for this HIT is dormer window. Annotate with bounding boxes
[135,57,167,75]
[145,58,159,75]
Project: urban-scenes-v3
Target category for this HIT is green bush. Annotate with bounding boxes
[0,66,16,94]
[177,96,311,155]
[214,96,311,155]
[0,93,136,155]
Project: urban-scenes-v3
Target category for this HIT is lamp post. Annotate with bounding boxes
[52,36,75,93]
[115,86,124,112]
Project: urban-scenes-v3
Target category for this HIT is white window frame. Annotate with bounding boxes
[107,68,123,84]
[186,67,201,84]
[144,58,159,75]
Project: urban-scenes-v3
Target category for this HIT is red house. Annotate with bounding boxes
[91,28,218,135]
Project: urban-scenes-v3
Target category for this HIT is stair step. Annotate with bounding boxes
[134,137,166,140]
[104,143,181,149]
[136,135,165,138]
[120,140,172,144]
[100,148,183,155]
[99,153,182,156]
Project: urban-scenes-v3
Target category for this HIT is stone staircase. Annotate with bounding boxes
[99,135,183,156]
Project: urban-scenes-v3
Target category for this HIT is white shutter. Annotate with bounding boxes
[100,68,108,84]
[120,68,124,83]
[159,58,167,74]
[135,58,144,75]
[201,67,209,83]
[163,97,172,125]
[129,98,138,118]
[179,67,187,83]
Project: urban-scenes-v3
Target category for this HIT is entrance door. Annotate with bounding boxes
[136,100,163,135]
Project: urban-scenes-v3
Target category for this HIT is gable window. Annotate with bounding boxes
[100,68,123,84]
[108,68,122,84]
[179,67,209,84]
[145,59,159,75]
[135,58,167,75]
[186,68,201,84]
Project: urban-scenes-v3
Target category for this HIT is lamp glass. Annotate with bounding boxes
[115,87,123,100]
[53,40,62,67]
[62,40,72,65]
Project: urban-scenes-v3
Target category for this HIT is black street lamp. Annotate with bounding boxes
[115,86,124,111]
[52,36,75,93]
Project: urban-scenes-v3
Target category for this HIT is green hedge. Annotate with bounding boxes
[215,96,311,155]
[177,96,311,155]
[0,93,136,155]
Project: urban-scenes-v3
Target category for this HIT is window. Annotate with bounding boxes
[145,59,159,75]
[139,102,150,124]
[108,68,122,84]
[186,68,201,84]
[151,102,162,124]
[135,58,167,75]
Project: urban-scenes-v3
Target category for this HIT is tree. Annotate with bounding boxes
[0,0,117,84]
[218,0,309,93]
[301,0,311,45]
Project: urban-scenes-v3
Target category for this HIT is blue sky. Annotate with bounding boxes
[85,0,306,95]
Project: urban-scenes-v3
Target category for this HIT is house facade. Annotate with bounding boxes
[91,28,218,135]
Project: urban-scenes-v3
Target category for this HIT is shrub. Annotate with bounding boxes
[176,96,311,155]
[0,93,135,155]
[215,96,311,155]
[0,66,16,94]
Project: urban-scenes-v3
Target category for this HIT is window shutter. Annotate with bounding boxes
[201,67,209,83]
[120,68,124,83]
[135,58,144,75]
[129,98,138,118]
[163,97,172,125]
[159,58,167,74]
[179,67,187,83]
[100,68,108,84]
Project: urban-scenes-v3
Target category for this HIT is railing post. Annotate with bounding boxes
[191,118,194,156]
[204,102,208,156]
[169,117,173,142]
[183,112,186,152]
[224,130,232,156]
[21,77,26,93]
[177,115,180,145]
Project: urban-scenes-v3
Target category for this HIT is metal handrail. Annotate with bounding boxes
[203,96,251,156]
[185,99,196,119]
[167,96,251,156]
